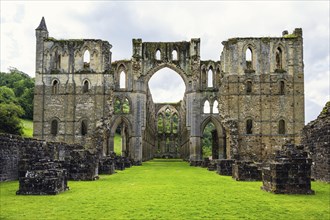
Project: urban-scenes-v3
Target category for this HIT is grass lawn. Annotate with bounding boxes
[21,119,33,137]
[114,133,122,155]
[0,159,329,220]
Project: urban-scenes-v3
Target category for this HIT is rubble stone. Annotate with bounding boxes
[261,144,314,194]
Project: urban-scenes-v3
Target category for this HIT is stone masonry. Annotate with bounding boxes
[301,102,330,182]
[33,17,305,163]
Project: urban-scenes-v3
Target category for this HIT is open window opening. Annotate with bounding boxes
[83,80,89,93]
[245,47,253,70]
[213,100,219,114]
[172,49,178,60]
[81,120,88,136]
[52,80,59,95]
[203,100,210,113]
[155,50,161,60]
[276,47,283,70]
[83,50,90,68]
[207,68,213,87]
[51,119,58,136]
[120,71,126,89]
[246,119,253,134]
[279,119,286,134]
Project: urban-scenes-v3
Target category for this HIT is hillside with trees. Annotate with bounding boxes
[0,68,34,135]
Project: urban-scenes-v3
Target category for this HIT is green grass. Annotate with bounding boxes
[1,159,329,219]
[21,119,33,137]
[114,132,122,155]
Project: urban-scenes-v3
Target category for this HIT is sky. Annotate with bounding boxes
[1,1,329,124]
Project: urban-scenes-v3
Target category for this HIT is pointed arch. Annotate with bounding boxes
[276,47,283,70]
[207,68,213,87]
[172,49,178,60]
[203,100,210,113]
[213,100,219,114]
[83,50,90,68]
[82,79,90,93]
[155,49,161,60]
[120,71,126,89]
[52,79,59,94]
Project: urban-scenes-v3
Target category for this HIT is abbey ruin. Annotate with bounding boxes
[33,17,305,164]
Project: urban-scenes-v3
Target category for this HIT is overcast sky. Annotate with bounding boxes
[1,1,329,124]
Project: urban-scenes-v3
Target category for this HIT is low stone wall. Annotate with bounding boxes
[261,144,314,194]
[0,133,98,182]
[232,161,262,181]
[216,159,235,176]
[301,102,330,183]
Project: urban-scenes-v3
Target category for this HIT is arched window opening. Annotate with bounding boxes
[51,120,58,136]
[52,80,59,95]
[165,108,171,133]
[203,100,210,113]
[246,47,253,70]
[83,50,90,68]
[202,122,216,158]
[123,98,130,114]
[114,98,121,114]
[246,119,253,134]
[166,137,170,152]
[157,115,164,133]
[81,120,88,136]
[155,50,161,60]
[120,71,126,89]
[83,80,89,93]
[246,81,252,94]
[279,119,286,134]
[280,81,285,95]
[148,67,185,103]
[201,68,207,88]
[276,47,283,70]
[172,50,178,60]
[172,114,178,134]
[113,123,129,156]
[54,51,61,69]
[207,69,213,87]
[213,100,219,114]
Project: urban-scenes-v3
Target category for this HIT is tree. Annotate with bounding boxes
[0,67,34,119]
[0,103,24,135]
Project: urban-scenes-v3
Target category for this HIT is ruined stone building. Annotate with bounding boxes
[33,17,305,163]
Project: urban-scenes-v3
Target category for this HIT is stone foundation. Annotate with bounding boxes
[261,144,314,194]
[232,161,262,181]
[16,160,68,195]
[216,159,235,176]
[99,157,115,175]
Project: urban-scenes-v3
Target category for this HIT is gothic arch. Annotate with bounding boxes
[144,63,189,88]
[201,116,225,137]
[109,115,133,137]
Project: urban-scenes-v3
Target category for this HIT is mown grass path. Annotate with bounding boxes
[1,159,329,219]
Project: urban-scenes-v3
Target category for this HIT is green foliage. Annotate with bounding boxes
[122,99,130,113]
[0,67,34,119]
[202,122,215,157]
[21,119,33,137]
[0,103,24,135]
[0,160,329,219]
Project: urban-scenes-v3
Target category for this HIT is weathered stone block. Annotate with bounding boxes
[216,159,235,176]
[232,161,262,181]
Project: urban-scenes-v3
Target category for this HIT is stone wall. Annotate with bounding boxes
[0,133,97,182]
[302,102,330,182]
